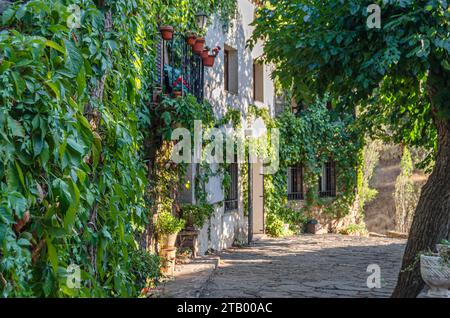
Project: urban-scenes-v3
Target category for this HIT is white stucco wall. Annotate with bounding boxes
[196,0,275,255]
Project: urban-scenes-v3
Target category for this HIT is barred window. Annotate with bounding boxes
[319,161,336,198]
[287,164,304,201]
[225,162,239,212]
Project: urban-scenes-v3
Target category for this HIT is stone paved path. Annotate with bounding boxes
[200,234,406,298]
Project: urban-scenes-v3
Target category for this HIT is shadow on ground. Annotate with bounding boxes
[198,235,406,298]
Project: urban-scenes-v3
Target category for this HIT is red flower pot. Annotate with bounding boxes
[201,49,209,59]
[193,37,205,54]
[186,34,197,46]
[172,90,183,98]
[203,55,216,67]
[160,26,174,41]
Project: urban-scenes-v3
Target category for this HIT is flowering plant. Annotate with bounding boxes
[164,64,189,93]
[172,76,189,92]
[212,46,221,57]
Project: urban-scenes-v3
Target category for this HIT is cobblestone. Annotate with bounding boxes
[199,234,406,298]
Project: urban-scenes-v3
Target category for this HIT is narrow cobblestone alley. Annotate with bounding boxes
[163,234,406,298]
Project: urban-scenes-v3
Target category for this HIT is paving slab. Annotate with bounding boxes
[162,256,220,298]
[199,234,406,298]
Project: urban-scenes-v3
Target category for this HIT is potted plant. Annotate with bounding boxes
[437,239,450,259]
[202,46,221,68]
[156,211,186,249]
[305,219,318,234]
[192,37,205,54]
[171,75,189,98]
[180,203,214,230]
[201,46,210,59]
[186,33,197,46]
[159,25,174,41]
[420,242,450,298]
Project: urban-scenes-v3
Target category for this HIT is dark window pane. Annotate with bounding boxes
[287,164,304,201]
[319,161,336,198]
[224,50,229,92]
[225,161,238,212]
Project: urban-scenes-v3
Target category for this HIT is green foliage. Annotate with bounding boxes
[394,147,420,233]
[154,0,237,35]
[265,98,362,232]
[0,0,152,297]
[129,250,161,291]
[338,223,368,236]
[357,139,381,213]
[157,94,216,140]
[180,203,214,228]
[155,211,186,236]
[251,0,449,158]
[0,0,236,298]
[265,213,286,237]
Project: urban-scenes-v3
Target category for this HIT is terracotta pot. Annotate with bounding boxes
[186,34,197,46]
[306,223,317,234]
[172,90,182,98]
[159,26,174,41]
[161,258,176,277]
[202,55,216,67]
[420,255,450,298]
[160,233,178,248]
[201,49,209,59]
[192,37,205,54]
[160,247,177,260]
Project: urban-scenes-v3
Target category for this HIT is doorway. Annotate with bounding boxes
[252,161,265,235]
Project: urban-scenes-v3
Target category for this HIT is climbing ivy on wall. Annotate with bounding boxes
[0,0,236,298]
[262,98,363,236]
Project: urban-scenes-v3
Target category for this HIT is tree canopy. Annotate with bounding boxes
[251,0,449,149]
[251,0,450,298]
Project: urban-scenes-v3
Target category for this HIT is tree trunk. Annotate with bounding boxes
[392,53,450,298]
[392,66,450,297]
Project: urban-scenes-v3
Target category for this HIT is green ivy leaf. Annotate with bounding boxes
[45,40,65,54]
[8,192,27,218]
[46,239,58,273]
[7,161,26,193]
[7,116,25,138]
[0,223,7,244]
[162,112,172,125]
[64,40,83,75]
[2,7,15,25]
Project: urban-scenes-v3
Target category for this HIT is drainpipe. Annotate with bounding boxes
[246,129,253,244]
[248,157,253,244]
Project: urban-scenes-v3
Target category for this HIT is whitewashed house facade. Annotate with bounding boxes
[195,0,276,255]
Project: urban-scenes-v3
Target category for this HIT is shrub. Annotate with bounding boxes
[155,211,186,235]
[265,213,286,237]
[338,223,368,236]
[130,250,161,291]
[180,203,214,228]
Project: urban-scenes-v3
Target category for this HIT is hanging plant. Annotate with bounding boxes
[202,55,215,67]
[193,37,205,54]
[201,46,210,59]
[160,25,174,41]
[203,46,221,67]
[186,33,197,46]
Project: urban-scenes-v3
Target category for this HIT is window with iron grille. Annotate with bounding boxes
[225,162,239,212]
[319,161,336,197]
[287,164,304,201]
